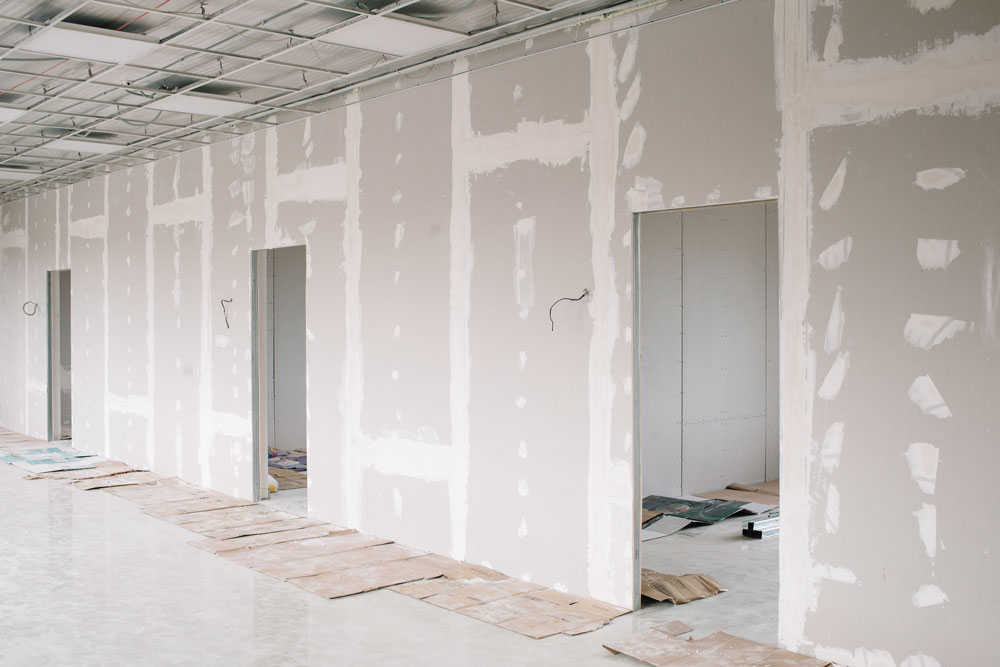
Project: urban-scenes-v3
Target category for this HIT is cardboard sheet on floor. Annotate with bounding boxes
[217,531,389,568]
[257,542,425,581]
[164,505,295,533]
[642,496,748,524]
[392,563,630,639]
[1,446,98,473]
[641,569,726,604]
[74,471,161,490]
[641,515,691,541]
[695,480,779,510]
[289,553,458,598]
[604,629,831,666]
[201,516,324,541]
[191,525,342,554]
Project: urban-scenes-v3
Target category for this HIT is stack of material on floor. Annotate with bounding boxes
[695,479,779,511]
[268,466,307,490]
[0,445,97,474]
[641,569,726,605]
[742,510,780,539]
[393,563,630,638]
[604,627,831,666]
[268,448,306,471]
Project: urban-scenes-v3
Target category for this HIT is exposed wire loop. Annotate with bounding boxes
[22,301,39,316]
[548,288,590,332]
[220,298,233,329]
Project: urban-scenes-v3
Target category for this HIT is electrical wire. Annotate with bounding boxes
[548,288,589,331]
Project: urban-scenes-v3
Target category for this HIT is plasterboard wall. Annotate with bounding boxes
[272,245,307,453]
[778,0,1000,663]
[0,0,779,608]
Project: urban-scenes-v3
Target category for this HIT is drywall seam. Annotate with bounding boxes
[342,97,363,528]
[145,164,156,470]
[465,119,592,174]
[359,437,451,482]
[68,215,108,239]
[776,0,813,652]
[0,229,25,249]
[448,60,473,562]
[148,193,210,227]
[199,146,213,489]
[102,177,110,458]
[275,163,349,203]
[806,23,1000,130]
[586,33,623,606]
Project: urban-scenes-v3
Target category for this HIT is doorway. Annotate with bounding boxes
[633,201,779,640]
[47,269,72,442]
[252,245,308,514]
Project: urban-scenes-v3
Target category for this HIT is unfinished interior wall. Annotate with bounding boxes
[779,0,1000,663]
[639,202,778,498]
[0,0,778,608]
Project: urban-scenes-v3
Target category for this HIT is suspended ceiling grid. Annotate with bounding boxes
[0,0,629,203]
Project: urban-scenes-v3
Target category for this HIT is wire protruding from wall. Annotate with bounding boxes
[548,289,590,332]
[22,301,38,316]
[220,298,233,329]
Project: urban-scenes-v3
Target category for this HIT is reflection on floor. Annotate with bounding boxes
[641,516,778,646]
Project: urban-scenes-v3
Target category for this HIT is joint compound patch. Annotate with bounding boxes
[904,443,939,494]
[817,351,850,400]
[913,584,948,608]
[904,314,969,349]
[819,157,847,211]
[908,375,952,418]
[818,236,853,270]
[914,167,965,190]
[917,239,960,270]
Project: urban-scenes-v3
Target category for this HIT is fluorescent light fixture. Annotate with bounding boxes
[47,138,124,154]
[20,26,157,65]
[0,168,39,181]
[318,16,464,57]
[0,107,25,125]
[147,94,255,118]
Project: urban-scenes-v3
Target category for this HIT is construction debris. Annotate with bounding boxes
[605,628,831,666]
[743,511,780,539]
[696,479,779,511]
[641,569,726,605]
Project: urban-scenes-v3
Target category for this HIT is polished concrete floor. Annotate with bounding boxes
[0,461,777,666]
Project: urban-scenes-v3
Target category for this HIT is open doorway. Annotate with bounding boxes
[47,269,72,442]
[252,245,308,515]
[633,201,779,641]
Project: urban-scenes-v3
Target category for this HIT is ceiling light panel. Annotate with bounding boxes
[0,107,25,125]
[147,94,255,117]
[0,168,39,181]
[318,16,465,57]
[20,26,158,65]
[46,138,124,154]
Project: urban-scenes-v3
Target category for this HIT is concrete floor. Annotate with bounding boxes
[0,462,777,666]
[261,486,308,517]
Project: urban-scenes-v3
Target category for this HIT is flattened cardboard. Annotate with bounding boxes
[256,542,425,581]
[201,516,325,541]
[289,553,458,598]
[695,480,780,507]
[74,471,160,489]
[143,495,256,518]
[218,532,390,568]
[604,630,831,666]
[191,525,342,554]
[641,570,726,605]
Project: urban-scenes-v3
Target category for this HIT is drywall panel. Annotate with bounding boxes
[152,221,202,479]
[69,236,105,456]
[360,468,451,556]
[58,270,72,434]
[358,79,452,445]
[638,210,682,497]
[835,0,1000,61]
[800,110,1000,666]
[152,151,204,206]
[682,415,767,495]
[621,0,779,209]
[0,246,25,432]
[26,193,58,438]
[470,40,589,136]
[106,169,149,463]
[272,244,307,452]
[764,201,779,482]
[466,157,592,595]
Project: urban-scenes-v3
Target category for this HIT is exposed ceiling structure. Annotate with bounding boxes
[0,0,630,203]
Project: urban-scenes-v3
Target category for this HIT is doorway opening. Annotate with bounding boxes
[252,245,308,515]
[633,201,779,640]
[47,269,72,442]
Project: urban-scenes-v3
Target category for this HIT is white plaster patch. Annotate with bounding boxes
[670,195,685,208]
[818,157,848,211]
[809,563,857,612]
[705,187,721,204]
[901,653,942,667]
[395,112,403,132]
[825,483,840,534]
[513,83,523,101]
[986,244,1000,347]
[514,217,535,315]
[817,351,850,400]
[904,313,969,349]
[616,30,638,83]
[394,221,406,249]
[393,324,401,339]
[625,176,663,211]
[854,648,898,667]
[517,479,529,496]
[620,72,641,121]
[622,229,631,248]
[518,440,527,458]
[914,167,965,190]
[913,584,948,608]
[391,369,399,382]
[622,123,646,169]
[517,518,528,538]
[518,350,527,371]
[393,486,403,518]
[818,235,853,270]
[913,502,936,558]
[821,421,844,473]
[515,396,527,409]
[392,191,402,204]
[907,0,956,12]
[823,9,842,63]
[755,185,773,199]
[908,375,952,418]
[916,239,960,270]
[904,442,939,494]
[824,286,845,353]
